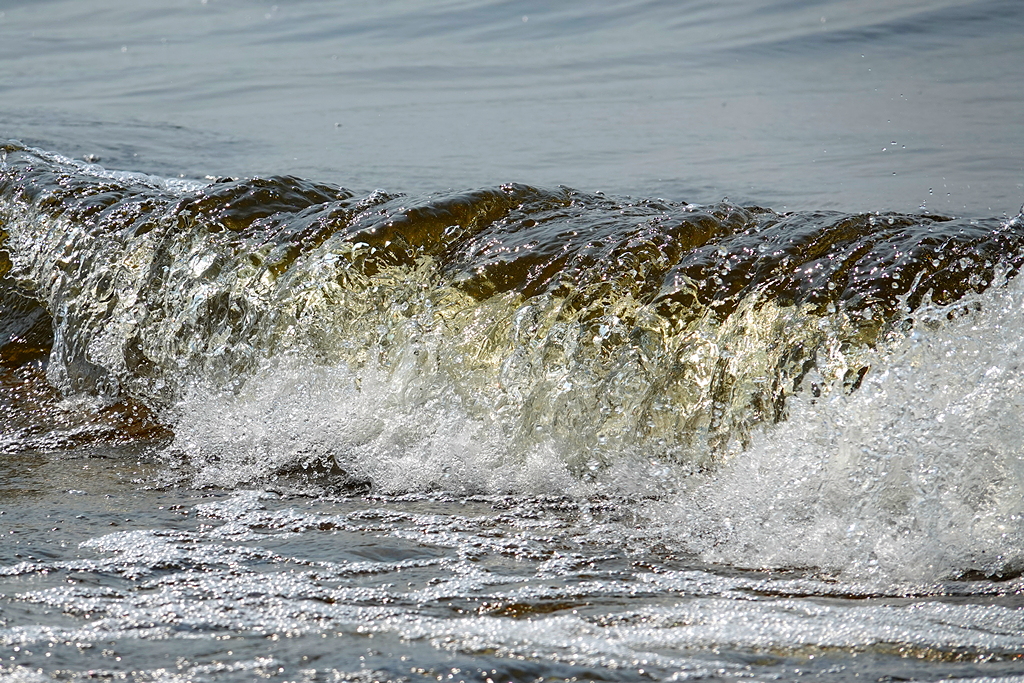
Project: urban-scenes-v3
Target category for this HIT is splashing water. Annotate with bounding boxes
[659,275,1024,582]
[5,143,1024,683]
[5,141,1023,494]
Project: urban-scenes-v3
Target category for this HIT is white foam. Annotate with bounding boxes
[169,358,585,496]
[168,270,1024,581]
[22,144,205,194]
[658,277,1024,582]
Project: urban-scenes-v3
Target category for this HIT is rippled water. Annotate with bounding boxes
[2,0,1023,213]
[3,1,1024,681]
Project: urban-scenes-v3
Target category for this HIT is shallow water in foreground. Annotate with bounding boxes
[4,456,1024,683]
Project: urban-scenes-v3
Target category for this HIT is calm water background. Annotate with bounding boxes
[2,0,1022,213]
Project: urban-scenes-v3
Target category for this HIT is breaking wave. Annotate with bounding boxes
[3,140,1024,580]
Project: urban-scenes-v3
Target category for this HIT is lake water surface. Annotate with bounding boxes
[3,1,1024,681]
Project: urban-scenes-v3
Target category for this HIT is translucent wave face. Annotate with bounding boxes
[165,276,1024,583]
